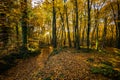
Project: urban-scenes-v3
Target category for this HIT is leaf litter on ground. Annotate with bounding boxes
[0,47,120,80]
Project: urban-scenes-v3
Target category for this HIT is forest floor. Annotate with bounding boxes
[0,47,120,80]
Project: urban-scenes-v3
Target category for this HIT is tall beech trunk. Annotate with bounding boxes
[74,0,80,49]
[87,0,91,50]
[52,0,57,48]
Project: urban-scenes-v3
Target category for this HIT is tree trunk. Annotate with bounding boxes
[117,1,120,49]
[81,13,86,46]
[87,0,90,50]
[16,24,19,46]
[110,1,119,48]
[91,25,96,40]
[64,5,72,47]
[60,12,66,47]
[52,0,57,48]
[75,0,80,49]
[82,26,86,46]
[117,12,120,48]
[21,0,28,48]
[94,4,99,50]
[95,23,98,50]
[79,16,82,46]
[102,17,107,48]
[72,11,76,47]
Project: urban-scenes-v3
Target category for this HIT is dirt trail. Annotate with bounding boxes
[0,47,52,80]
[0,48,119,80]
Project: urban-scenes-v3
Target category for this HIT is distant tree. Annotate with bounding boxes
[59,10,66,47]
[81,2,87,46]
[64,0,72,47]
[102,17,107,48]
[94,3,99,51]
[93,0,106,50]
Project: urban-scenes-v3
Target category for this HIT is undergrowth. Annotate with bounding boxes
[0,47,41,74]
[91,61,120,80]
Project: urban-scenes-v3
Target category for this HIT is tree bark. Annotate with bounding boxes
[110,1,119,48]
[75,0,80,49]
[52,0,57,48]
[21,0,28,48]
[87,0,90,50]
[64,4,72,47]
[102,17,107,48]
[117,0,120,48]
[72,10,76,47]
[16,23,19,46]
[95,10,99,50]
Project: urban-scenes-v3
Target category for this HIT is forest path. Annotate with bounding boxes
[0,47,53,80]
[0,47,120,80]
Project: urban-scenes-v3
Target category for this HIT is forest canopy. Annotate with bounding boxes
[0,0,120,53]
